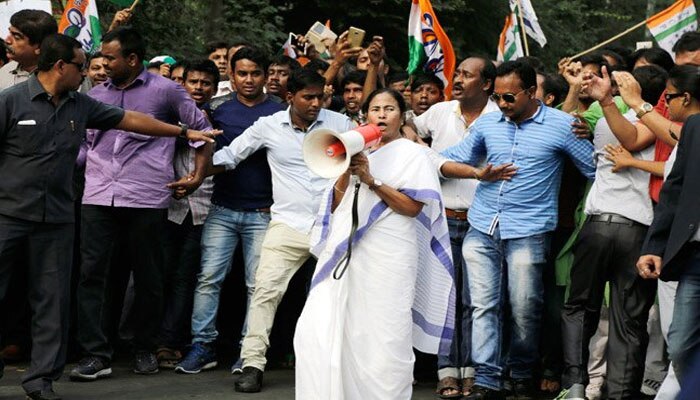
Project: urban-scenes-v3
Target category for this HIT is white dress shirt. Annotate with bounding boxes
[213,108,353,234]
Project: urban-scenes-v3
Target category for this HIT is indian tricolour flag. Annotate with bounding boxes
[59,0,102,54]
[407,0,456,98]
[647,0,697,55]
[497,12,524,62]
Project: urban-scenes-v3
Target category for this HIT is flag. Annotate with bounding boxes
[407,0,456,98]
[509,0,547,47]
[59,0,102,54]
[282,33,297,59]
[497,13,524,62]
[647,0,697,54]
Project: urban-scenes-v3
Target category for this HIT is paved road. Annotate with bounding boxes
[0,361,442,400]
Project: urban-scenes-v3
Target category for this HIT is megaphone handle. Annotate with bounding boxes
[333,181,361,280]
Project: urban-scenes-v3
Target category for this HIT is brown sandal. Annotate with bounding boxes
[436,376,462,399]
[462,377,475,396]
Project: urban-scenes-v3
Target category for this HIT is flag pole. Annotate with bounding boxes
[570,19,647,59]
[516,0,530,56]
[129,0,141,12]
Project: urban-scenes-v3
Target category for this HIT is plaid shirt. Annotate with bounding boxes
[167,141,214,225]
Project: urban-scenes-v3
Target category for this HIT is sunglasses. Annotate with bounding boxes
[63,60,87,72]
[490,88,528,104]
[664,92,685,103]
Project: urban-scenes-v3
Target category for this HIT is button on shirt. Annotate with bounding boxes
[212,108,353,235]
[0,61,32,90]
[0,75,124,223]
[414,99,500,210]
[167,138,215,225]
[441,103,596,239]
[83,69,211,209]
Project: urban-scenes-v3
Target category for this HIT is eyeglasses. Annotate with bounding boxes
[664,92,685,103]
[64,60,87,72]
[490,88,528,104]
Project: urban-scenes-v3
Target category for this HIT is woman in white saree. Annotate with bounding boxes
[294,88,456,400]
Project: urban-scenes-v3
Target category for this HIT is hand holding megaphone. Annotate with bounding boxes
[303,124,383,178]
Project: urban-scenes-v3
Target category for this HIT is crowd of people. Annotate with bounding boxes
[1,6,700,400]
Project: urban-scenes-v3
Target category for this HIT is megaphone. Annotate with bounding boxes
[303,124,383,178]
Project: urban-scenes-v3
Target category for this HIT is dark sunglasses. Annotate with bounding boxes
[490,88,528,104]
[63,60,87,72]
[664,92,685,103]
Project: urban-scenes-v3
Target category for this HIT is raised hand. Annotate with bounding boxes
[476,163,518,182]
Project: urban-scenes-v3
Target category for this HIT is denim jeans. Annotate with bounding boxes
[464,226,550,390]
[437,217,473,379]
[190,205,270,344]
[668,247,700,382]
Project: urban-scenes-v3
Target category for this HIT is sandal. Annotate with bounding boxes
[462,377,475,397]
[539,377,561,393]
[156,347,182,369]
[436,376,462,399]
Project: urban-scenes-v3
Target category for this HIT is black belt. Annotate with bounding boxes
[588,213,640,226]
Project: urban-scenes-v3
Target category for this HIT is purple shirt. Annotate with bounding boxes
[82,69,211,208]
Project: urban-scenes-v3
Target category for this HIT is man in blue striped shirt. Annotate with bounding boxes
[439,60,595,400]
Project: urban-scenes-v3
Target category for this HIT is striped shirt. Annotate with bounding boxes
[441,103,596,239]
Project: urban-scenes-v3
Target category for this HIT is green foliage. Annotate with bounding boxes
[92,0,684,71]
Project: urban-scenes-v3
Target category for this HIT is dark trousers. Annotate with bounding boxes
[561,218,657,399]
[0,214,73,393]
[159,214,203,348]
[76,205,167,359]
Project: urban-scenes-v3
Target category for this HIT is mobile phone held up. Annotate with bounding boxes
[348,27,365,49]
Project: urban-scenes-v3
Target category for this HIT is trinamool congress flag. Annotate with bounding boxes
[646,0,697,55]
[59,0,102,54]
[509,0,547,47]
[497,12,524,62]
[407,0,456,98]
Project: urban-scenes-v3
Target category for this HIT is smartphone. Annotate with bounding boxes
[290,33,304,49]
[348,27,366,48]
[306,31,326,53]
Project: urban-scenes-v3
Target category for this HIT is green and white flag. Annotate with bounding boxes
[497,12,524,62]
[646,0,697,55]
[59,0,102,54]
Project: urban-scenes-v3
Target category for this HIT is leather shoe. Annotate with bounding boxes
[25,388,61,400]
[234,366,263,393]
[465,384,505,400]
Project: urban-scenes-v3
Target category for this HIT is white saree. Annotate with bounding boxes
[294,138,456,400]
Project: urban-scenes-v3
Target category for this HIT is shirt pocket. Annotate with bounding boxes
[7,122,49,156]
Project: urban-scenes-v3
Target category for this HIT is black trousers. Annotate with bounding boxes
[76,205,167,359]
[561,218,657,399]
[159,214,203,348]
[0,214,73,393]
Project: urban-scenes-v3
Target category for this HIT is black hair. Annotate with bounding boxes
[88,51,104,65]
[230,47,270,73]
[386,71,409,86]
[205,40,229,55]
[102,27,146,62]
[147,61,163,70]
[631,48,674,72]
[269,54,302,72]
[668,64,700,100]
[496,60,536,90]
[0,44,8,65]
[10,9,57,46]
[410,73,444,93]
[632,65,668,104]
[184,59,220,87]
[361,88,407,115]
[37,33,81,72]
[462,55,497,95]
[600,49,627,70]
[518,56,545,74]
[287,69,326,93]
[303,58,329,74]
[542,73,569,106]
[604,45,633,64]
[578,53,609,75]
[341,70,367,89]
[171,60,189,73]
[672,31,700,54]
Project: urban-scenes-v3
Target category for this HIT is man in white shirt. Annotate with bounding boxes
[411,56,499,398]
[211,69,353,393]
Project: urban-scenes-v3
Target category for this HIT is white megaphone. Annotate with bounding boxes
[303,124,383,178]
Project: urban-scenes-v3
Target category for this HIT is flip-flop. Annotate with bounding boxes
[436,376,463,399]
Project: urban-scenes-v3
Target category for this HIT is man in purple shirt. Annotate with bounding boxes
[70,27,212,380]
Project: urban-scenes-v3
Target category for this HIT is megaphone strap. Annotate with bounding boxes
[333,182,361,280]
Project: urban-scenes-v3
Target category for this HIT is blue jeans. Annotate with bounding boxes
[464,226,550,390]
[190,205,270,344]
[669,247,700,382]
[437,217,473,379]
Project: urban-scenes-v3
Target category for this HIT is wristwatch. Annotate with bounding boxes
[178,123,189,139]
[369,178,383,191]
[635,102,654,119]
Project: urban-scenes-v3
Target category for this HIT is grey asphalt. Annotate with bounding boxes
[0,362,441,400]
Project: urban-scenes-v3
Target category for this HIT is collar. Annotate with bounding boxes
[281,106,324,132]
[28,74,76,101]
[105,67,148,90]
[10,61,33,76]
[498,100,546,124]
